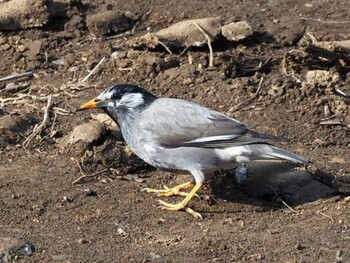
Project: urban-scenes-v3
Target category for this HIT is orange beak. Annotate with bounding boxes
[78,98,108,111]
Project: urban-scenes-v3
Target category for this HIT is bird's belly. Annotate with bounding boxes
[134,145,236,172]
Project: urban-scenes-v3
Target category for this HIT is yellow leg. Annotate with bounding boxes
[158,183,204,219]
[143,181,195,197]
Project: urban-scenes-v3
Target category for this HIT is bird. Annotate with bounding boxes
[78,84,309,219]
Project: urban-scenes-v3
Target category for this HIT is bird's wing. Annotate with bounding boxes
[138,98,282,148]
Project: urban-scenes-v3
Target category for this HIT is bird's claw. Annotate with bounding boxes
[141,181,196,198]
[157,199,203,220]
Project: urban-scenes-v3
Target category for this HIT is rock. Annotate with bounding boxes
[90,113,122,140]
[127,17,221,49]
[77,238,89,244]
[0,113,35,147]
[268,84,284,97]
[127,32,160,49]
[17,44,26,52]
[314,40,350,53]
[269,18,305,46]
[156,17,221,47]
[0,115,19,131]
[90,139,122,168]
[304,70,339,89]
[86,10,137,37]
[91,113,116,129]
[83,189,97,197]
[332,175,350,195]
[221,21,253,41]
[64,14,84,33]
[59,121,106,151]
[240,162,335,204]
[0,0,49,31]
[26,40,42,59]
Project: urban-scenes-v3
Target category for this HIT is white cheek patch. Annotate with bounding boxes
[118,93,144,108]
[108,101,115,107]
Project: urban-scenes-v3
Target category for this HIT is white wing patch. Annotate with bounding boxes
[186,134,238,144]
[117,93,144,108]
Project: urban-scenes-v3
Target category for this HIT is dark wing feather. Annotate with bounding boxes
[138,98,283,148]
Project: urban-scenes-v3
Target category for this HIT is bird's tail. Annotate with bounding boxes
[266,145,309,164]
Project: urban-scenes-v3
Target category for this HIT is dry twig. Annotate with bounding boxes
[78,57,106,83]
[0,72,33,83]
[23,95,53,147]
[232,76,264,112]
[158,40,173,54]
[281,51,302,83]
[192,21,214,67]
[0,94,59,107]
[316,211,334,224]
[53,107,73,116]
[271,187,299,214]
[72,157,109,184]
[299,17,350,24]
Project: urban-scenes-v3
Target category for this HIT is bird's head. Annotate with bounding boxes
[78,84,157,113]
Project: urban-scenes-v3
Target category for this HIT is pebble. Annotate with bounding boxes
[77,238,89,244]
[83,189,97,197]
[17,44,26,52]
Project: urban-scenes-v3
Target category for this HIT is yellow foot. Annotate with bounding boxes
[158,199,203,220]
[142,181,197,198]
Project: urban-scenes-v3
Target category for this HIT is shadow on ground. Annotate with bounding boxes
[210,162,337,211]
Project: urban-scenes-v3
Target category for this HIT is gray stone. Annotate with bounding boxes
[221,21,253,42]
[59,121,106,150]
[333,175,350,195]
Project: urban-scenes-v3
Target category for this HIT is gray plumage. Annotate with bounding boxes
[79,83,309,218]
[96,84,308,181]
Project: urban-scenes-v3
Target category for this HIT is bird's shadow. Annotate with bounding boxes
[115,151,338,213]
[208,162,337,212]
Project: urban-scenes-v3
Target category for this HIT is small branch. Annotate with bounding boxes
[254,76,264,97]
[0,72,34,83]
[232,76,264,112]
[72,157,108,185]
[316,211,334,224]
[78,57,106,83]
[23,95,53,147]
[53,107,73,116]
[271,187,298,214]
[158,40,173,54]
[299,17,350,24]
[281,55,301,83]
[0,82,31,94]
[192,21,214,67]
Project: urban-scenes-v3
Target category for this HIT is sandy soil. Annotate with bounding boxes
[0,0,349,262]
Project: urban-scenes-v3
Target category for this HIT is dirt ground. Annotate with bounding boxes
[0,0,350,262]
